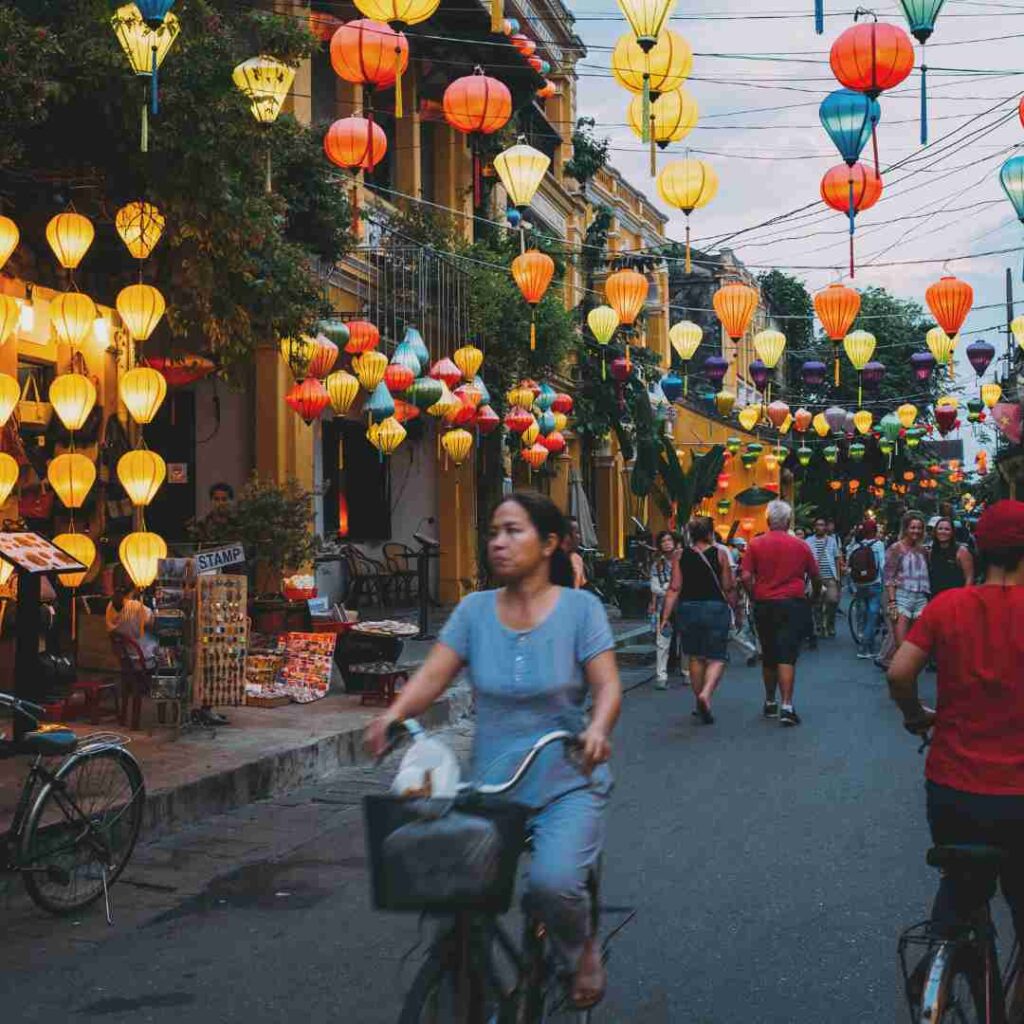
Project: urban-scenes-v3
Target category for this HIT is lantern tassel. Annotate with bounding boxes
[151,46,159,115]
[649,127,656,178]
[473,151,481,209]
[919,53,928,145]
[641,75,651,145]
[847,172,856,279]
[350,180,360,236]
[530,319,536,351]
[265,145,272,194]
[141,101,149,153]
[394,48,403,119]
[683,368,688,396]
[814,0,824,34]
[871,117,880,177]
[834,349,840,387]
[857,371,863,408]
[491,0,503,33]
[601,354,606,381]
[685,222,692,274]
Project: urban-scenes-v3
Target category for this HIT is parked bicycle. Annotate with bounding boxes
[0,691,145,922]
[365,720,632,1023]
[847,589,890,656]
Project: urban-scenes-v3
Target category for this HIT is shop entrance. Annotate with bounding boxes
[145,390,197,544]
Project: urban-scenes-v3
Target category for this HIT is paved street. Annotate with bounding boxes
[0,620,955,1023]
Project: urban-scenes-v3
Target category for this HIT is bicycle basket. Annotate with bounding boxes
[364,794,527,913]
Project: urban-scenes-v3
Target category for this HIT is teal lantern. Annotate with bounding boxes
[823,445,839,464]
[535,383,556,412]
[400,326,430,372]
[538,410,557,435]
[726,436,742,455]
[365,381,395,423]
[1000,155,1024,222]
[741,451,758,469]
[797,446,813,467]
[899,0,948,143]
[746,442,764,456]
[905,426,924,449]
[879,438,895,457]
[717,498,731,515]
[849,441,866,461]
[878,413,902,442]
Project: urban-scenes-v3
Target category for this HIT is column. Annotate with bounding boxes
[254,346,314,492]
[437,457,477,603]
[593,441,623,558]
[394,69,421,199]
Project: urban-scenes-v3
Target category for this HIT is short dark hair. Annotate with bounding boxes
[814,516,826,525]
[982,547,1024,573]
[210,482,234,500]
[688,517,714,543]
[655,530,676,548]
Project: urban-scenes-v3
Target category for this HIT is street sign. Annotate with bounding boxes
[195,544,246,574]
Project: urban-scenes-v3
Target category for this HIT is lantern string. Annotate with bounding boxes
[847,171,855,280]
[491,0,503,34]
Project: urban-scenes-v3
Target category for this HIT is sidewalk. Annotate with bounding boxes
[0,610,652,841]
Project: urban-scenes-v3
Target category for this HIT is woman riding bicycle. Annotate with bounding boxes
[888,500,1024,1021]
[366,491,622,1010]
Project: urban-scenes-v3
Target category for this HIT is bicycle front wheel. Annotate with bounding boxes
[20,746,145,915]
[398,950,503,1024]
[922,943,989,1022]
[848,594,867,647]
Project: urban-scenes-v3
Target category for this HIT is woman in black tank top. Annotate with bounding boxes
[659,517,736,724]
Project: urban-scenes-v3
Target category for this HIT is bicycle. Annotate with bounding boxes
[366,721,632,1023]
[0,691,145,922]
[847,588,889,655]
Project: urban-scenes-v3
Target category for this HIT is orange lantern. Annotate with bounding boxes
[828,480,842,492]
[443,68,512,136]
[713,282,758,341]
[605,267,647,326]
[814,282,861,385]
[308,335,339,378]
[511,249,555,351]
[330,20,409,115]
[848,479,860,494]
[285,378,330,424]
[740,517,755,533]
[925,275,973,339]
[521,442,549,470]
[820,162,882,215]
[324,116,388,172]
[345,319,380,354]
[793,407,813,433]
[384,361,415,394]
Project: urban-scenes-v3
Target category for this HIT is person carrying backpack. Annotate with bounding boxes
[846,519,886,659]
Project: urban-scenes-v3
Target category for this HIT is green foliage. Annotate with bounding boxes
[564,118,609,190]
[189,476,318,575]
[757,269,812,351]
[0,0,352,378]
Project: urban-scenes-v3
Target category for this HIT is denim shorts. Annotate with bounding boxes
[675,600,731,662]
[895,589,929,620]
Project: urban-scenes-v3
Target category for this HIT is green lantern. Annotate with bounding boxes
[746,442,764,456]
[716,498,731,515]
[797,446,813,467]
[879,438,895,457]
[966,398,983,424]
[741,452,758,469]
[848,441,866,462]
[878,413,902,442]
[905,427,924,449]
[726,436,742,455]
[823,445,839,464]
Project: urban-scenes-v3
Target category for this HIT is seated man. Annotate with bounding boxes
[106,584,158,668]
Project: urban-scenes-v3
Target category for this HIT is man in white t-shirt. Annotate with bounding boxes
[805,516,842,638]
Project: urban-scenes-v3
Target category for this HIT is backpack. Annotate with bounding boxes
[849,542,878,585]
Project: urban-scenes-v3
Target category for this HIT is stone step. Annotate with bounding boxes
[616,643,657,667]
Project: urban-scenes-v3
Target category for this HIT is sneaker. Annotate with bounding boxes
[856,649,872,659]
[779,707,801,727]
[654,677,668,690]
[763,700,779,718]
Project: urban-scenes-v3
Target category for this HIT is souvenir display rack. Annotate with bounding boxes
[151,558,196,729]
[194,574,248,708]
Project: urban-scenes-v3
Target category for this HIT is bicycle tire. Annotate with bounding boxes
[20,746,144,916]
[848,594,867,647]
[398,954,457,1024]
[921,942,989,1022]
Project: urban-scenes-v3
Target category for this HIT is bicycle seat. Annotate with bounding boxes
[16,728,78,757]
[926,845,1010,871]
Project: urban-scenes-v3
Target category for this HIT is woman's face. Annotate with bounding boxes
[906,518,925,544]
[659,533,676,554]
[488,501,556,583]
[934,520,954,544]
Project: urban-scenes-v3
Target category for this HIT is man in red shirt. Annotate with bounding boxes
[741,500,821,726]
[889,500,1024,1017]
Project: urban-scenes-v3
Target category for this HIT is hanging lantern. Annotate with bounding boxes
[369,416,406,456]
[725,437,741,455]
[813,412,830,438]
[588,305,619,345]
[439,428,474,467]
[306,335,339,379]
[910,351,936,381]
[659,372,682,404]
[383,361,415,395]
[926,325,956,373]
[749,360,770,393]
[715,391,736,417]
[53,531,96,589]
[966,398,984,424]
[819,89,880,167]
[669,319,703,394]
[392,399,419,424]
[753,329,786,370]
[280,335,317,379]
[981,382,1002,409]
[611,29,692,96]
[494,139,550,209]
[326,369,361,415]
[119,531,167,590]
[704,354,729,385]
[716,498,731,516]
[330,20,409,111]
[365,381,396,423]
[521,442,549,471]
[48,293,96,352]
[115,201,165,259]
[738,406,760,432]
[616,0,677,52]
[119,366,167,426]
[552,411,569,433]
[407,376,443,411]
[551,392,573,415]
[925,275,973,339]
[656,159,717,268]
[824,405,848,434]
[801,360,827,388]
[820,162,882,278]
[507,384,535,410]
[536,409,557,435]
[116,283,165,342]
[823,445,839,464]
[233,55,296,124]
[49,374,97,432]
[629,89,699,175]
[345,320,381,354]
[797,446,813,467]
[540,430,566,455]
[117,449,166,506]
[843,328,877,405]
[830,20,915,99]
[285,378,330,424]
[849,441,866,462]
[853,409,873,434]
[605,267,648,326]
[46,212,95,271]
[429,358,463,390]
[443,68,512,136]
[476,404,500,435]
[353,0,440,23]
[427,382,460,420]
[966,339,995,379]
[814,282,861,384]
[453,344,484,382]
[512,250,555,351]
[353,350,388,391]
[144,355,215,389]
[740,451,758,469]
[793,408,812,433]
[521,419,540,446]
[713,282,758,341]
[48,452,96,509]
[766,400,790,429]
[0,216,19,271]
[324,116,388,172]
[0,452,16,505]
[896,403,918,429]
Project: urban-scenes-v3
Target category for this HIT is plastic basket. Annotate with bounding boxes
[364,794,527,914]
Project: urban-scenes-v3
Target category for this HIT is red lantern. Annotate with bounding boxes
[429,357,463,389]
[384,361,415,394]
[309,10,341,42]
[741,517,755,533]
[505,406,534,434]
[820,162,882,214]
[345,320,380,354]
[324,117,388,171]
[717,472,730,491]
[510,33,536,57]
[285,378,330,424]
[713,282,759,341]
[551,392,573,414]
[540,430,565,454]
[442,68,512,136]
[308,336,339,378]
[537,80,556,99]
[476,403,500,435]
[925,275,974,338]
[609,356,632,383]
[447,394,477,427]
[830,22,914,99]
[393,398,420,423]
[330,20,409,94]
[527,56,543,73]
[144,355,215,389]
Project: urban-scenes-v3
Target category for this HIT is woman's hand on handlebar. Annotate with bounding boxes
[364,711,400,759]
[578,724,611,773]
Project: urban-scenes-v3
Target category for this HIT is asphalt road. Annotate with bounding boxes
[0,619,963,1023]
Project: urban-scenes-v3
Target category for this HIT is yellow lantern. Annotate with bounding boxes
[926,326,955,367]
[587,305,619,345]
[119,366,167,425]
[427,381,460,419]
[853,409,873,435]
[765,453,779,473]
[981,382,1002,409]
[353,350,388,391]
[897,403,918,429]
[842,329,876,370]
[280,335,317,379]
[453,344,483,382]
[326,370,360,415]
[53,531,96,589]
[46,212,94,271]
[48,452,96,509]
[611,30,692,96]
[50,292,97,349]
[115,201,165,260]
[117,449,166,506]
[353,0,440,24]
[116,283,165,342]
[119,531,167,589]
[507,385,535,410]
[779,413,793,435]
[49,374,97,431]
[1011,315,1024,351]
[493,139,550,209]
[738,405,760,432]
[656,158,718,270]
[442,428,474,466]
[0,374,18,427]
[232,56,296,125]
[372,416,406,455]
[714,391,735,417]
[937,395,959,409]
[753,328,786,369]
[628,88,698,146]
[0,294,19,347]
[0,452,17,505]
[669,320,702,361]
[813,412,830,438]
[111,4,180,75]
[616,0,677,51]
[522,419,540,446]
[552,411,568,432]
[0,216,19,270]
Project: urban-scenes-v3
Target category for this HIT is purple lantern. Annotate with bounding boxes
[824,405,847,434]
[861,360,886,389]
[909,352,935,382]
[966,339,995,378]
[704,354,729,385]
[749,359,770,392]
[801,360,827,387]
[660,371,683,403]
[843,412,856,437]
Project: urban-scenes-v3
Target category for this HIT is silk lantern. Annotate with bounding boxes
[813,412,830,438]
[353,0,440,24]
[117,449,166,506]
[897,403,918,429]
[814,282,860,384]
[616,0,677,53]
[324,116,388,173]
[354,351,388,391]
[371,416,406,456]
[441,428,474,467]
[120,366,167,424]
[629,89,699,176]
[115,201,165,259]
[715,391,736,417]
[330,19,409,116]
[981,383,1002,409]
[384,361,415,395]
[453,344,484,382]
[843,329,876,404]
[521,442,549,471]
[512,250,555,350]
[494,139,550,209]
[307,335,339,379]
[280,335,317,378]
[443,68,513,206]
[120,531,167,589]
[117,283,165,342]
[50,292,97,350]
[233,55,297,191]
[853,409,873,434]
[345,320,381,354]
[794,408,812,433]
[657,159,717,270]
[0,453,16,506]
[50,374,97,431]
[713,282,758,341]
[53,531,96,589]
[605,267,648,326]
[669,319,702,394]
[587,305,619,380]
[0,216,19,271]
[766,401,790,429]
[966,339,995,379]
[925,275,973,339]
[797,446,813,467]
[46,212,94,271]
[820,162,882,277]
[738,406,760,432]
[285,378,330,424]
[326,370,360,415]
[611,30,692,98]
[48,452,96,508]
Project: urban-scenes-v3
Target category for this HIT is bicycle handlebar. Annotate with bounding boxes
[0,691,43,727]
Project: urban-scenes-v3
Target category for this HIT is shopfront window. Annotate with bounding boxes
[322,419,392,542]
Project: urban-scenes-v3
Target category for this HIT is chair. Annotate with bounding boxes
[109,633,152,731]
[382,542,418,604]
[341,546,389,608]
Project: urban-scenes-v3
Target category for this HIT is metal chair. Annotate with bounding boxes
[341,546,388,608]
[382,542,418,604]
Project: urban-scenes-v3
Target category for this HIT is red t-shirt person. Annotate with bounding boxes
[907,586,1024,795]
[742,530,820,601]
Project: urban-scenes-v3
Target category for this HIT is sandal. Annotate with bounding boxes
[570,940,606,1009]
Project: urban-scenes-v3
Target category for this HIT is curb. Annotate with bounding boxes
[140,697,451,840]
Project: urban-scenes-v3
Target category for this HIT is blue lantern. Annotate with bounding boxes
[135,0,176,28]
[819,89,880,167]
[506,208,522,229]
[660,371,683,404]
[1001,155,1024,222]
[400,326,430,373]
[366,381,395,424]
